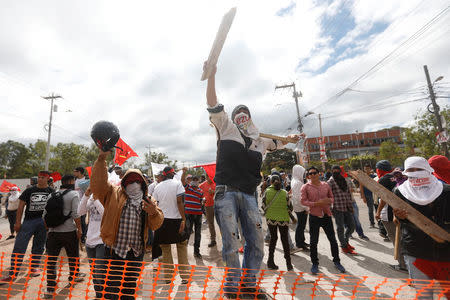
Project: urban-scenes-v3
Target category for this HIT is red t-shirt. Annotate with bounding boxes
[199,181,216,207]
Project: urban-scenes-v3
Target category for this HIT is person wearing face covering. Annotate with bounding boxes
[204,62,300,298]
[393,156,450,300]
[327,166,357,255]
[90,148,164,300]
[262,175,293,271]
[5,187,20,240]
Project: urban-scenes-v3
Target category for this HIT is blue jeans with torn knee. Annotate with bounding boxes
[214,186,264,293]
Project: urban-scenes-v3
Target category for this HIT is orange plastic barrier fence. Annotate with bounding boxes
[0,252,449,299]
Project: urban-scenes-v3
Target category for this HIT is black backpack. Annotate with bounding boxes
[44,190,71,228]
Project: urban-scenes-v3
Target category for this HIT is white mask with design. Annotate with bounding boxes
[234,112,260,140]
[125,182,143,206]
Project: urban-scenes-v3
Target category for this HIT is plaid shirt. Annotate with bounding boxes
[113,199,143,258]
[327,178,353,212]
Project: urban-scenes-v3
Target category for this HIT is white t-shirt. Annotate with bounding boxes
[77,194,104,247]
[148,181,158,196]
[153,178,185,219]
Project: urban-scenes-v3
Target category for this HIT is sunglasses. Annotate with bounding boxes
[308,171,318,175]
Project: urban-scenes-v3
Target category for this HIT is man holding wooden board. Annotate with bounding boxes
[392,156,450,299]
[204,62,300,298]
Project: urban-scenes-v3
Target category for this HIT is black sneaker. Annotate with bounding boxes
[194,252,202,259]
[6,235,15,240]
[208,241,216,247]
[241,287,269,299]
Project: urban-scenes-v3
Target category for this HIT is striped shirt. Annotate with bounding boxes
[184,184,204,215]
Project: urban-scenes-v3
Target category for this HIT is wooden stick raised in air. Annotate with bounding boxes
[259,133,297,144]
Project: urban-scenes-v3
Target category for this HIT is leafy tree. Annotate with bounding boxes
[137,151,178,176]
[49,143,89,175]
[27,140,47,175]
[262,149,297,175]
[403,108,449,158]
[0,140,32,178]
[378,140,407,167]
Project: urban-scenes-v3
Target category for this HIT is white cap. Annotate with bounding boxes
[404,156,434,175]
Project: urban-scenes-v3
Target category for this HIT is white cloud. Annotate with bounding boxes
[0,0,449,167]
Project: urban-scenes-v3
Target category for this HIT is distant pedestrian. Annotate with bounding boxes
[181,169,204,258]
[290,165,309,251]
[5,187,20,240]
[263,174,293,271]
[199,175,217,247]
[359,165,376,228]
[328,166,356,255]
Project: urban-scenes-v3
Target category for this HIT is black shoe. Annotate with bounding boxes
[241,287,269,299]
[267,260,278,270]
[208,241,216,247]
[287,263,294,271]
[181,279,189,284]
[6,235,15,240]
[194,252,202,258]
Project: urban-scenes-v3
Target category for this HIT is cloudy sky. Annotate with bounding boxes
[0,0,449,166]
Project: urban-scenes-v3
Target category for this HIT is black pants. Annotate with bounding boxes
[6,209,17,235]
[104,248,144,300]
[46,231,80,291]
[309,215,340,265]
[295,211,308,247]
[186,214,202,253]
[267,224,290,264]
[80,215,87,243]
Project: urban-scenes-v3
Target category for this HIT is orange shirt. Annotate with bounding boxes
[199,181,216,207]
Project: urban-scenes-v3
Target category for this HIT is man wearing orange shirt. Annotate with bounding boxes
[199,176,216,247]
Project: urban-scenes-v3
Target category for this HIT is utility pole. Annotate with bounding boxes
[42,93,62,171]
[424,65,449,158]
[355,130,363,170]
[275,82,303,132]
[275,82,305,165]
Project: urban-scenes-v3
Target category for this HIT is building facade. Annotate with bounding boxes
[306,128,403,161]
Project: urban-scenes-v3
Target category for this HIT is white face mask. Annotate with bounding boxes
[125,182,143,204]
[233,112,260,140]
[398,170,443,205]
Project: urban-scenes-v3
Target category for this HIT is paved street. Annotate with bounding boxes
[0,193,424,299]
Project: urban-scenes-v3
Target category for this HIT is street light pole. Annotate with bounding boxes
[424,65,448,158]
[42,93,62,171]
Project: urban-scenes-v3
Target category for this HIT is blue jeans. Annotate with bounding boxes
[214,186,264,292]
[404,255,434,300]
[9,217,47,277]
[333,210,354,248]
[86,244,106,298]
[352,202,365,237]
[186,214,202,253]
[365,194,375,225]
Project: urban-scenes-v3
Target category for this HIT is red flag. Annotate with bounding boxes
[50,172,62,182]
[85,166,92,178]
[114,138,138,166]
[193,163,216,182]
[0,180,19,193]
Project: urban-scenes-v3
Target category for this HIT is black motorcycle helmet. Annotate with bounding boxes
[90,121,120,152]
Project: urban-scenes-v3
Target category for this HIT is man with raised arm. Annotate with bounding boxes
[204,62,300,299]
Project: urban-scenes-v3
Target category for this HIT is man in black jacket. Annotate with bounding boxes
[393,156,450,299]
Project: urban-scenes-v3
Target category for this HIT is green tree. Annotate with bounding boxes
[137,151,178,176]
[403,108,449,158]
[262,149,297,174]
[27,140,47,175]
[0,140,32,178]
[379,140,407,167]
[49,142,88,175]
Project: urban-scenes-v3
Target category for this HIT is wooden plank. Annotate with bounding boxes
[201,7,237,81]
[394,223,401,260]
[259,133,297,144]
[350,170,450,243]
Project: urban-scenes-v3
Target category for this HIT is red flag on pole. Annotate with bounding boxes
[0,180,20,192]
[193,163,216,182]
[114,138,138,166]
[85,166,92,178]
